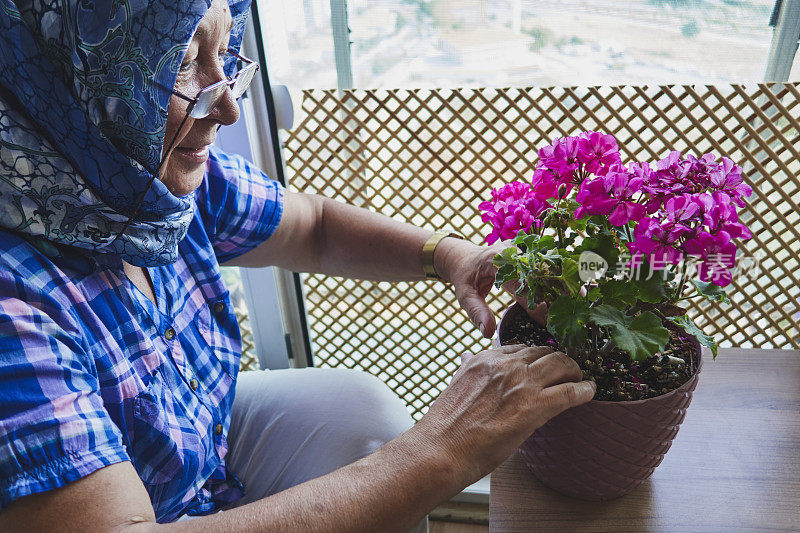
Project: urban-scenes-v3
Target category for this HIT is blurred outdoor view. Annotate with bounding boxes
[257,0,789,91]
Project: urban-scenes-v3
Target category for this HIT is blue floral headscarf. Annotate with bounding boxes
[0,0,251,267]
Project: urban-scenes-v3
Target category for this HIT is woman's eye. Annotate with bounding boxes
[179,60,195,72]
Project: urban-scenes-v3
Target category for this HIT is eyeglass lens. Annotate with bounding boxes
[190,62,258,119]
[232,63,258,99]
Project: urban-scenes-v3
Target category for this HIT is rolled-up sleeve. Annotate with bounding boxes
[0,269,129,510]
[195,148,285,264]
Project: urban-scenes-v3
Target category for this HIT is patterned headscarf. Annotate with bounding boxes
[0,0,251,266]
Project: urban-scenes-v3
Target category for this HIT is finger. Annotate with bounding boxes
[539,380,597,419]
[492,240,518,255]
[527,351,583,387]
[528,302,548,326]
[460,351,476,365]
[456,286,497,339]
[462,343,526,364]
[503,281,548,327]
[493,343,531,355]
[501,279,521,294]
[516,345,555,364]
[512,293,547,324]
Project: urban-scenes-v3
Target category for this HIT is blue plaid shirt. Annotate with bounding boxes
[0,149,284,522]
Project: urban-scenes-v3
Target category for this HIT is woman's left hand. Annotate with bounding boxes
[436,239,547,339]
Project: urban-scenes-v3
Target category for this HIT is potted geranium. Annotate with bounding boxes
[480,131,752,500]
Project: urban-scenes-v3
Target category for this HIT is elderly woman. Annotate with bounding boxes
[0,0,595,531]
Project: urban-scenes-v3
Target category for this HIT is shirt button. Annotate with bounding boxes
[189,378,199,390]
[164,327,176,340]
[214,423,223,436]
[213,301,225,313]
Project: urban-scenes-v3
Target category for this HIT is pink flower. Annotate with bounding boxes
[709,157,752,206]
[644,152,693,211]
[577,131,622,174]
[642,152,753,234]
[663,194,700,230]
[701,191,752,240]
[530,167,562,200]
[479,181,546,244]
[537,136,580,180]
[574,165,646,225]
[628,217,685,268]
[684,231,737,286]
[655,150,683,172]
[530,136,584,200]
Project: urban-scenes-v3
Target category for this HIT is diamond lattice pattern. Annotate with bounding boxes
[282,84,800,420]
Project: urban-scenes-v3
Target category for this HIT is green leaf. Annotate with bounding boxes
[575,236,597,253]
[537,235,556,251]
[568,216,588,232]
[560,257,582,296]
[613,225,631,240]
[669,315,719,359]
[515,233,555,252]
[587,287,602,301]
[493,249,520,288]
[547,295,590,347]
[537,249,562,265]
[494,247,518,264]
[589,304,631,329]
[690,280,729,303]
[579,233,619,271]
[633,265,667,303]
[599,279,638,308]
[590,306,669,361]
[621,312,670,362]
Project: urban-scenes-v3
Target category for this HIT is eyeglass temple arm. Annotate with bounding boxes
[151,79,196,104]
[226,48,252,63]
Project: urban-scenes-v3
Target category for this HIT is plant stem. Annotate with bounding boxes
[675,271,688,301]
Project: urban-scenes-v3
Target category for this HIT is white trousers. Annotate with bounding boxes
[222,367,428,532]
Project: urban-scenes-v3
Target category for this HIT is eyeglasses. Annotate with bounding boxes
[159,49,259,119]
[112,50,259,248]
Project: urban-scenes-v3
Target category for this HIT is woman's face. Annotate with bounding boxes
[160,0,240,196]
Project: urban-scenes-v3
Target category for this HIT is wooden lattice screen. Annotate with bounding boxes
[281,83,800,420]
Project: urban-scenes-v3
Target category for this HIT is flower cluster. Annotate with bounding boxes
[628,153,753,286]
[478,181,546,244]
[480,132,753,287]
[482,131,754,363]
[530,131,622,201]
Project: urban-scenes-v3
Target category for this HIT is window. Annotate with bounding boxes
[257,0,781,91]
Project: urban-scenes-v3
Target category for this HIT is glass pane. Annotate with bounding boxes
[256,0,337,88]
[258,0,779,90]
[221,266,260,371]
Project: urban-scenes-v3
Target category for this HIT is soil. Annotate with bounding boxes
[500,311,697,401]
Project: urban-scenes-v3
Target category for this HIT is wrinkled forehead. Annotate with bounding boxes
[190,0,235,48]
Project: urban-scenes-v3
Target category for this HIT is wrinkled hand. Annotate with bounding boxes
[412,344,596,484]
[436,238,547,339]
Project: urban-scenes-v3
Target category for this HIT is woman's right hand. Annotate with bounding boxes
[410,344,595,486]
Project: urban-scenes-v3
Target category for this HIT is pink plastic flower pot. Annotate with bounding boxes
[497,302,703,501]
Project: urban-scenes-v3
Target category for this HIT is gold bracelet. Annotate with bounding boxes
[421,231,465,280]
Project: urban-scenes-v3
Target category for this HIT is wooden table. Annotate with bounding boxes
[490,348,800,532]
